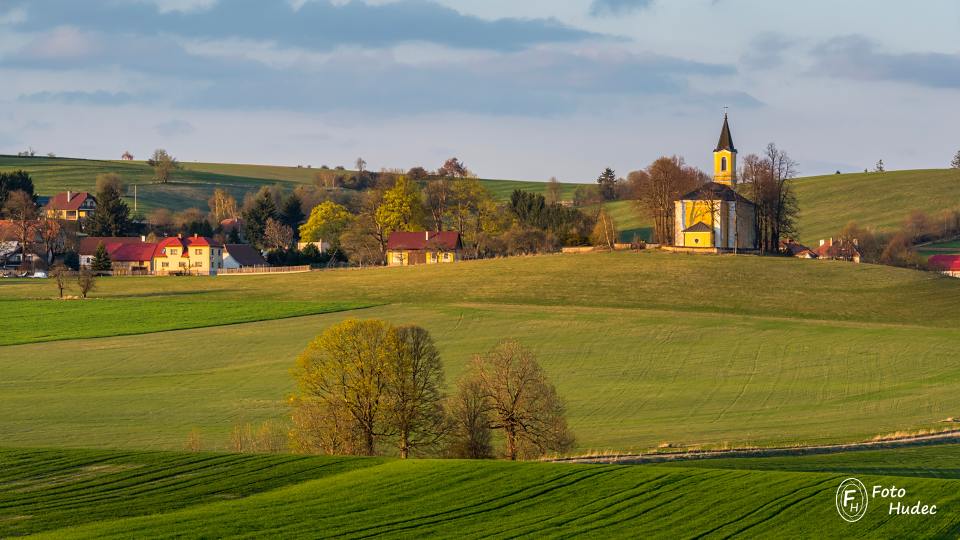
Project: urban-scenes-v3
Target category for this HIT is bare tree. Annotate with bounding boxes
[591,207,618,249]
[355,157,367,174]
[4,190,38,267]
[50,264,68,298]
[384,326,449,458]
[77,267,96,299]
[263,218,294,251]
[632,156,701,245]
[437,157,468,179]
[37,218,63,266]
[208,188,238,223]
[467,340,574,460]
[424,178,451,232]
[545,177,561,205]
[445,377,494,459]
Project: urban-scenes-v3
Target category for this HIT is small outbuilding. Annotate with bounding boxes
[223,243,269,269]
[928,255,960,278]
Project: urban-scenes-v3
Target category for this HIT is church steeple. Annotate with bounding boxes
[713,113,737,185]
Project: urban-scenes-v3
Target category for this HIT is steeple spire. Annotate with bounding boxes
[715,113,735,152]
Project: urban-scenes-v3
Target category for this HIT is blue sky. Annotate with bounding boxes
[1,0,959,180]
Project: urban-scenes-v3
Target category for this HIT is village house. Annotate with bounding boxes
[928,255,960,278]
[780,239,818,259]
[153,234,224,276]
[386,231,462,266]
[815,238,862,263]
[0,219,47,268]
[45,191,97,221]
[223,243,269,269]
[79,237,147,267]
[121,151,134,161]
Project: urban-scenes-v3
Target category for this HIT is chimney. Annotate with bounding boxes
[67,190,72,201]
[177,233,183,239]
[425,230,429,241]
[193,233,198,238]
[141,235,146,242]
[819,239,825,247]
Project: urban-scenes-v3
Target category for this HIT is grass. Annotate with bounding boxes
[3,253,960,452]
[4,446,960,538]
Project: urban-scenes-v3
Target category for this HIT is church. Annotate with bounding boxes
[672,115,758,252]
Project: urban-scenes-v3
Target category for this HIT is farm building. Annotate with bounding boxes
[121,151,134,160]
[815,238,862,263]
[928,255,960,278]
[153,235,224,276]
[671,114,758,252]
[386,231,462,266]
[79,237,147,267]
[45,191,96,221]
[223,244,268,269]
[780,239,817,259]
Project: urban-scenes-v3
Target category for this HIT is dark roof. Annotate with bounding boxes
[815,239,862,260]
[678,182,754,203]
[387,231,462,251]
[224,244,268,267]
[715,114,736,152]
[46,191,96,211]
[79,236,143,255]
[682,221,713,233]
[780,239,817,258]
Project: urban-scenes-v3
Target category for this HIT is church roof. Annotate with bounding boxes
[715,114,736,152]
[678,181,754,203]
[682,221,713,233]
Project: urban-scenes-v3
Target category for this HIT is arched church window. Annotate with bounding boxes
[721,157,727,171]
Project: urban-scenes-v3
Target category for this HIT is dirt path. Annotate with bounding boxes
[552,429,960,465]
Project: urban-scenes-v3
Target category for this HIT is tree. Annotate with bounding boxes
[292,319,396,456]
[299,201,353,246]
[406,167,430,182]
[147,149,179,183]
[445,377,494,459]
[874,159,885,173]
[424,178,452,231]
[384,326,448,458]
[148,208,174,234]
[207,188,238,224]
[742,144,800,253]
[37,218,63,266]
[50,264,68,298]
[263,218,294,251]
[340,215,384,266]
[90,242,112,272]
[88,175,131,237]
[596,168,617,201]
[632,156,701,245]
[437,157,468,178]
[77,267,96,298]
[0,170,35,213]
[374,176,425,236]
[242,188,278,249]
[466,340,574,460]
[355,157,367,174]
[951,150,960,169]
[545,177,561,205]
[279,192,305,235]
[3,190,38,265]
[591,207,618,249]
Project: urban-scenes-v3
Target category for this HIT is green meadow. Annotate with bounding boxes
[3,252,960,453]
[3,446,960,538]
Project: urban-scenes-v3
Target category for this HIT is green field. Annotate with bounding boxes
[3,252,960,453]
[3,445,960,538]
[0,155,587,213]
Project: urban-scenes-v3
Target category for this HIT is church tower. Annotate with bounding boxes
[713,113,737,186]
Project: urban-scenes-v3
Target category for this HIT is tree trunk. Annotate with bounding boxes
[505,426,517,461]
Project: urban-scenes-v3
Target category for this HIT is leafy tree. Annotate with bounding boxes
[406,166,430,182]
[596,167,618,201]
[88,176,131,236]
[463,340,574,460]
[437,157,468,178]
[279,192,305,235]
[951,150,960,169]
[90,242,112,272]
[147,149,179,183]
[0,170,35,212]
[375,176,425,235]
[340,215,384,267]
[299,201,353,245]
[242,188,278,249]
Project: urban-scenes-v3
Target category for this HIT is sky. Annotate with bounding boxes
[1,0,959,181]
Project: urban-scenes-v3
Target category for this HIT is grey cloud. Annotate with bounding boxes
[18,90,140,105]
[590,0,654,16]
[741,33,796,70]
[10,0,601,52]
[811,35,960,89]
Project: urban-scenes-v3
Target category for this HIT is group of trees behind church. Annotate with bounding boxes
[629,142,799,254]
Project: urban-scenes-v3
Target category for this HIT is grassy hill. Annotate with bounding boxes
[4,445,960,538]
[3,252,960,453]
[0,155,587,213]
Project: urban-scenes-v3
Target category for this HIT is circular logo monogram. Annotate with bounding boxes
[836,478,869,522]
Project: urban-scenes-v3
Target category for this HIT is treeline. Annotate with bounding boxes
[835,208,960,268]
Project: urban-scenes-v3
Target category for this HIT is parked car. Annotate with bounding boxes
[31,271,48,279]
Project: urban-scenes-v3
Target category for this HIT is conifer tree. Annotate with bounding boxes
[242,188,278,249]
[90,242,112,272]
[279,192,305,235]
[596,168,617,201]
[88,176,131,236]
[951,150,960,169]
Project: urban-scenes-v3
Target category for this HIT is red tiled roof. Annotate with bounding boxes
[386,231,461,251]
[154,235,222,257]
[45,191,95,211]
[79,236,143,256]
[224,244,268,267]
[110,242,158,262]
[928,255,960,272]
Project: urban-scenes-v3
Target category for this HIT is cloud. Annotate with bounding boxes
[10,0,601,52]
[18,90,139,105]
[20,26,99,60]
[740,33,795,70]
[155,119,196,136]
[589,0,654,17]
[811,35,960,89]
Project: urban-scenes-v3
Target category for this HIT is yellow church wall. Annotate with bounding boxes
[684,201,718,230]
[683,231,713,247]
[713,150,736,185]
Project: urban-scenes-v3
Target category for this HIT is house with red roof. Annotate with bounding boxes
[815,238,862,263]
[153,234,224,275]
[45,191,96,221]
[928,255,960,278]
[79,236,155,274]
[386,231,462,266]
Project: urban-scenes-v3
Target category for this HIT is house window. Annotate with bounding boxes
[169,249,178,255]
[193,261,202,267]
[443,253,451,261]
[195,249,202,255]
[161,262,169,268]
[721,157,727,171]
[179,262,187,268]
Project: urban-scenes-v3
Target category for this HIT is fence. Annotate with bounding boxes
[217,265,312,276]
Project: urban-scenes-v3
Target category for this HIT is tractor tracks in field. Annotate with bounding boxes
[552,429,960,465]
